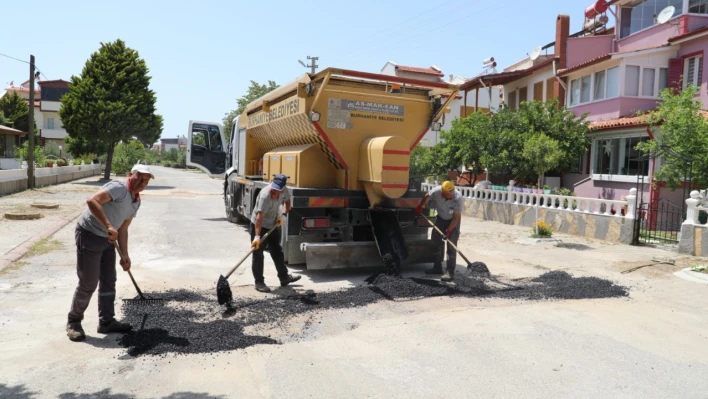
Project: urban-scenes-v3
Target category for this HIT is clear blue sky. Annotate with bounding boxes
[1,0,608,143]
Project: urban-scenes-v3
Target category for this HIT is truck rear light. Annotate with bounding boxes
[302,217,331,229]
[415,217,432,227]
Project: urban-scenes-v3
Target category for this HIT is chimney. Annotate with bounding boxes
[554,14,570,107]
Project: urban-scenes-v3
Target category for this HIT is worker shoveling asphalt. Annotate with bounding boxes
[217,174,301,305]
[415,181,490,281]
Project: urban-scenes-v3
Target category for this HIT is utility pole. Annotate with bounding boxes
[307,56,318,74]
[27,55,35,189]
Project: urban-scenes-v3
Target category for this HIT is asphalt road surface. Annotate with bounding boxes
[1,166,707,399]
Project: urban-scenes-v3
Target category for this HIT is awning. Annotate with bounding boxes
[0,125,25,136]
[460,57,557,92]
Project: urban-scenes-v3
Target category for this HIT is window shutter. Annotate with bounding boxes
[668,58,684,91]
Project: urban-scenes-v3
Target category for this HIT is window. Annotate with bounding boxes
[620,0,683,38]
[569,74,592,105]
[642,68,656,96]
[607,67,620,98]
[507,91,517,110]
[46,117,55,130]
[533,81,544,102]
[519,87,528,104]
[0,135,6,158]
[594,70,606,100]
[625,65,640,96]
[593,136,650,176]
[658,67,668,92]
[689,0,708,14]
[684,55,703,89]
[546,79,555,101]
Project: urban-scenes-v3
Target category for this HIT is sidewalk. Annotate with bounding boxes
[0,176,104,272]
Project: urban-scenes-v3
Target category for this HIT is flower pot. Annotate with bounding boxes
[543,189,551,194]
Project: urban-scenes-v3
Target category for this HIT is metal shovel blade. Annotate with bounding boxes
[216,275,233,305]
[467,261,490,276]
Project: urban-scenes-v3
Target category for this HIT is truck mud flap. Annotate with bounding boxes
[300,240,436,270]
[368,209,407,268]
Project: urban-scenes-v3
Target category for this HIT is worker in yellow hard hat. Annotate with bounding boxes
[415,180,464,282]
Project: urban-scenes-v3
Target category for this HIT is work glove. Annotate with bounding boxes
[415,205,423,216]
[251,236,260,250]
[276,218,283,227]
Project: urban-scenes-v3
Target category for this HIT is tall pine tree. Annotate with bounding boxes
[60,39,163,179]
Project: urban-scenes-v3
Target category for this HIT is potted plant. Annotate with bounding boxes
[542,184,551,194]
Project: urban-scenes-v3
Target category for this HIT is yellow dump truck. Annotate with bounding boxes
[187,67,459,270]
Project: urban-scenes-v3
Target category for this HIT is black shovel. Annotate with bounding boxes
[422,217,490,275]
[114,240,164,305]
[216,224,279,305]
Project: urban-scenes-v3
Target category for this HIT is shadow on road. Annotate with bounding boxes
[554,243,593,251]
[58,390,227,399]
[0,383,37,399]
[201,217,228,222]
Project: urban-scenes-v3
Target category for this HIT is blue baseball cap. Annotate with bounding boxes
[271,174,287,190]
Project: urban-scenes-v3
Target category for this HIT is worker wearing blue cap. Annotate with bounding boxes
[249,173,301,292]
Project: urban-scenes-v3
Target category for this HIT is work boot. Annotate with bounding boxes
[97,319,133,334]
[425,265,444,275]
[255,282,271,293]
[66,322,86,342]
[441,272,454,282]
[280,274,302,287]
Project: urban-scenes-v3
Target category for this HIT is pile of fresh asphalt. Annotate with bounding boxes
[117,270,628,357]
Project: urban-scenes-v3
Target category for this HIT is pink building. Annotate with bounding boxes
[560,0,708,210]
[464,0,708,211]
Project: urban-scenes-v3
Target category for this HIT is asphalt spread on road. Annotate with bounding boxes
[117,271,628,357]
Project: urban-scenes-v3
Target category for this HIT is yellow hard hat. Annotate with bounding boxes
[441,181,455,192]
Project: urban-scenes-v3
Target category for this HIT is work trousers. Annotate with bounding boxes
[431,217,461,274]
[249,223,289,284]
[68,225,117,324]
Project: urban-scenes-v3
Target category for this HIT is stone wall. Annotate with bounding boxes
[464,199,635,244]
[0,164,101,197]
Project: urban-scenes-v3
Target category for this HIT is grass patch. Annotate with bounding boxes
[0,261,28,276]
[26,237,63,258]
[691,264,708,274]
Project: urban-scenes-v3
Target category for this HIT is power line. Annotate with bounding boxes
[347,3,507,59]
[1,52,49,81]
[327,0,479,55]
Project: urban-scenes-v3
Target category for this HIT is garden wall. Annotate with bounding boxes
[0,164,101,197]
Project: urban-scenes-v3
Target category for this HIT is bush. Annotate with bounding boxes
[532,221,553,238]
[44,141,61,158]
[112,140,146,175]
[14,141,46,167]
[553,187,577,210]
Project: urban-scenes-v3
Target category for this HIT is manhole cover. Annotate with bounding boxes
[31,203,59,209]
[4,212,42,220]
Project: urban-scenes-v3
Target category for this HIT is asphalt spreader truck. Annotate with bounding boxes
[187,67,460,270]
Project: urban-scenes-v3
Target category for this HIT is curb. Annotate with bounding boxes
[674,268,708,285]
[0,208,84,271]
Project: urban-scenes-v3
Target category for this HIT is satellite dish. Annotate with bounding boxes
[529,46,542,61]
[657,6,675,24]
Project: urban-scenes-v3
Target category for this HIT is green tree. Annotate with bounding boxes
[0,91,38,139]
[479,100,589,182]
[60,39,163,180]
[14,141,46,167]
[223,80,279,142]
[636,84,708,190]
[112,140,147,174]
[439,111,490,184]
[523,133,562,189]
[64,135,108,159]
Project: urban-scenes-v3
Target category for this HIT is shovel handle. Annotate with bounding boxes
[224,223,279,279]
[422,217,473,265]
[113,239,145,299]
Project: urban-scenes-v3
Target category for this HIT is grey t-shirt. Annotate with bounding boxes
[77,180,140,237]
[250,186,291,229]
[428,186,464,221]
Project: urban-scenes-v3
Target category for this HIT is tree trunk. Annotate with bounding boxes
[103,141,116,180]
[537,175,542,190]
